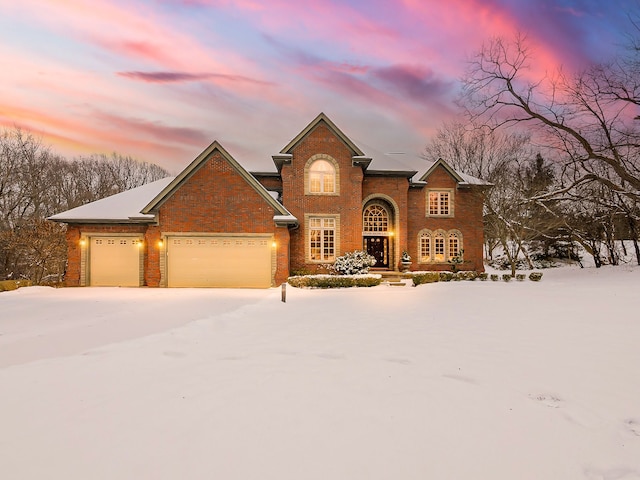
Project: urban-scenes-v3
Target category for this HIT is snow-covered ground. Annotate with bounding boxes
[1,264,639,480]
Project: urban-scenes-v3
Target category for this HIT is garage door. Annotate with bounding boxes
[167,236,272,288]
[89,237,141,286]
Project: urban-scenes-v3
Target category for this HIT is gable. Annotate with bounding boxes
[142,141,292,222]
[279,112,365,157]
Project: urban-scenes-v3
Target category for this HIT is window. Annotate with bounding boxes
[363,204,389,232]
[448,232,460,260]
[434,232,445,262]
[309,217,335,261]
[309,160,335,194]
[420,232,431,262]
[427,190,453,216]
[419,229,462,263]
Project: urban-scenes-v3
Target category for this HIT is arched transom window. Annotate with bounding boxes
[363,204,389,233]
[309,160,335,194]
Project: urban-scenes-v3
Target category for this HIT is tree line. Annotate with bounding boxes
[424,13,640,273]
[0,129,169,283]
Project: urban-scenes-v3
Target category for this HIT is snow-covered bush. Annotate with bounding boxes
[458,271,478,281]
[502,274,512,282]
[287,275,381,288]
[516,274,526,281]
[331,250,376,275]
[490,274,499,281]
[478,272,488,281]
[439,272,454,282]
[529,272,543,282]
[412,272,440,286]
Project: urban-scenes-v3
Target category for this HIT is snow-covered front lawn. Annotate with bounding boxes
[1,265,639,479]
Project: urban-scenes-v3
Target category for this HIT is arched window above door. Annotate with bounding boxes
[363,204,389,232]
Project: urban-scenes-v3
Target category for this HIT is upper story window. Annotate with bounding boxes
[309,160,335,194]
[427,189,454,217]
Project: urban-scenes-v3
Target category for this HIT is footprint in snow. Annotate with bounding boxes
[384,357,412,365]
[625,418,640,437]
[530,393,562,408]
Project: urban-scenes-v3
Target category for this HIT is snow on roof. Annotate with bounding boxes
[420,159,491,186]
[49,177,175,223]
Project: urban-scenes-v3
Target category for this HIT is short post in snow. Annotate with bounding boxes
[281,282,286,303]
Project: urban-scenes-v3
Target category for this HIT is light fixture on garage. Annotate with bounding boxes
[272,241,277,248]
[79,238,86,246]
[136,240,143,248]
[158,240,164,248]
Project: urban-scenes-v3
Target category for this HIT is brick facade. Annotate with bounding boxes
[56,113,486,288]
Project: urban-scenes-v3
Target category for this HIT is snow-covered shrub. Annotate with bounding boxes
[515,274,526,281]
[502,274,512,282]
[478,272,488,281]
[439,272,454,282]
[412,272,440,286]
[458,271,478,281]
[331,250,376,275]
[287,275,381,288]
[529,272,543,282]
[490,274,499,281]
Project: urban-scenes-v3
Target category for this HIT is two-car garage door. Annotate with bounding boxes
[87,235,273,288]
[167,236,272,288]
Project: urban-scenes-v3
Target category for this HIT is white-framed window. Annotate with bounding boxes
[309,160,335,194]
[448,231,460,260]
[427,190,453,217]
[419,231,431,262]
[418,229,463,263]
[363,204,389,232]
[309,217,336,261]
[434,232,445,262]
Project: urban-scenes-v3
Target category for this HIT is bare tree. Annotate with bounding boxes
[0,127,170,283]
[424,122,565,274]
[461,30,640,203]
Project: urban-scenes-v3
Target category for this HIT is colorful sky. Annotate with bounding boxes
[0,0,635,173]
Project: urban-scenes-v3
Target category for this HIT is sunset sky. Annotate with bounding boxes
[0,0,635,173]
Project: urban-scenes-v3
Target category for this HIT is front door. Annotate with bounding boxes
[364,236,388,268]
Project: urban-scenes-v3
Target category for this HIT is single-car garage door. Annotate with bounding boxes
[89,237,141,286]
[167,236,272,288]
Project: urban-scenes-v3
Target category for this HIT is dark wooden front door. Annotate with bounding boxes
[364,236,389,268]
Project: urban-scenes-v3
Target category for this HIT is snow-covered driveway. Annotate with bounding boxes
[1,266,639,479]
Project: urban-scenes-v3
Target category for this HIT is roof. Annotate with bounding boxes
[49,141,298,226]
[419,158,491,186]
[48,177,175,223]
[280,112,365,157]
[142,141,294,222]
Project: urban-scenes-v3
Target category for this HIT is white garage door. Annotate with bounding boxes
[167,236,272,288]
[89,237,141,286]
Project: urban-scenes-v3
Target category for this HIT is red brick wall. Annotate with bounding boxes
[407,165,485,272]
[281,123,364,273]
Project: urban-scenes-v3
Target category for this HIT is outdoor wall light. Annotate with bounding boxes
[272,241,277,248]
[158,240,164,248]
[79,239,86,246]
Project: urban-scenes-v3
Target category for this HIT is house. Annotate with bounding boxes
[49,113,489,288]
